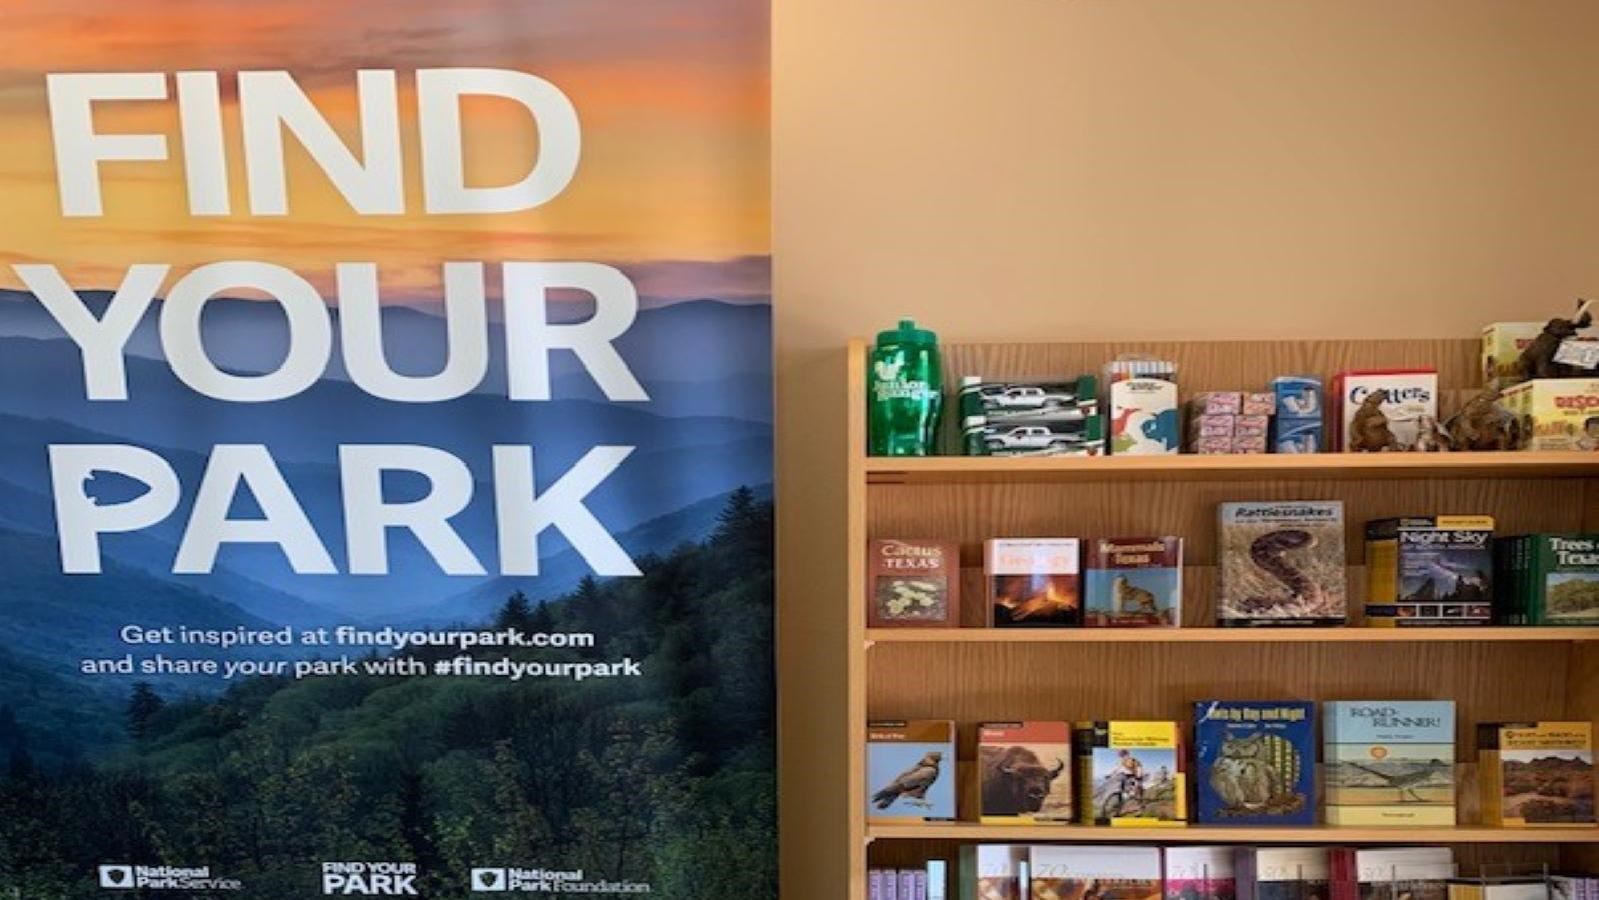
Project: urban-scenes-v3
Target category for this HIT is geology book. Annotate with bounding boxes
[1477,721,1597,826]
[1323,701,1456,826]
[0,3,775,897]
[1193,700,1315,826]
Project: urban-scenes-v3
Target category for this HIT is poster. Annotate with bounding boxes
[0,2,773,897]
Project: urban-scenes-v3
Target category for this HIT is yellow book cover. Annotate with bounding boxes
[1075,720,1188,827]
[1478,721,1596,827]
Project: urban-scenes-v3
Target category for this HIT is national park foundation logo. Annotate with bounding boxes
[468,866,653,893]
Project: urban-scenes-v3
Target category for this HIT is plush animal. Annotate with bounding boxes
[1445,387,1517,452]
[1349,390,1401,452]
[1413,415,1449,452]
[1520,302,1595,380]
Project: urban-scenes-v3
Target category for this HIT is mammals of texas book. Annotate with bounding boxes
[977,721,1073,824]
[1323,701,1456,827]
[1084,537,1182,627]
[1193,700,1315,826]
[1217,501,1347,626]
[866,720,956,823]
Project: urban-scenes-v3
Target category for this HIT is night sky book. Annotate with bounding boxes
[1324,701,1456,827]
[1084,537,1183,627]
[1193,700,1315,826]
[867,720,957,823]
[1217,502,1346,626]
[1364,516,1494,626]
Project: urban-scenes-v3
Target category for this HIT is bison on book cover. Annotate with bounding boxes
[978,721,1073,823]
[0,3,774,897]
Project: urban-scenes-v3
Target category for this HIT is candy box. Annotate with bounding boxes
[1273,417,1323,453]
[1242,393,1276,416]
[1192,392,1243,416]
[1271,376,1323,419]
[1234,415,1271,438]
[1188,414,1235,439]
[1499,378,1599,451]
[1331,369,1439,452]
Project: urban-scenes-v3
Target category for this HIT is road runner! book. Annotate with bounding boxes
[1324,701,1455,827]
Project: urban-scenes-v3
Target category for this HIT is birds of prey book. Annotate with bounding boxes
[1477,721,1596,826]
[1164,847,1236,900]
[959,844,1026,900]
[1323,701,1455,826]
[978,721,1073,824]
[867,720,956,822]
[1217,502,1347,626]
[1084,537,1183,627]
[1030,845,1162,900]
[986,538,1082,627]
[1237,847,1330,900]
[1074,720,1187,827]
[1193,700,1315,826]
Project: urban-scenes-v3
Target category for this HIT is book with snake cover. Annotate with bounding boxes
[1193,700,1315,826]
[1217,502,1347,626]
[1084,537,1183,627]
[1323,701,1455,827]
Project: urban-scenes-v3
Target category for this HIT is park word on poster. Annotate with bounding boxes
[0,3,774,898]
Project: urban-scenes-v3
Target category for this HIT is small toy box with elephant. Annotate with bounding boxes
[1329,368,1441,452]
[1499,377,1599,451]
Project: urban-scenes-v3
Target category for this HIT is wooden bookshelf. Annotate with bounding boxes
[846,337,1599,898]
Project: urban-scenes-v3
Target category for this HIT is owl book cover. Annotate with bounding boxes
[866,720,957,823]
[1323,701,1456,827]
[1084,537,1183,627]
[1217,502,1347,627]
[1193,701,1315,826]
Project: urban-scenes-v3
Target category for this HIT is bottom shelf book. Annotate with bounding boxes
[874,844,1599,900]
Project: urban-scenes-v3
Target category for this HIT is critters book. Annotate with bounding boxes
[1478,721,1596,827]
[1323,701,1456,827]
[1030,845,1162,900]
[867,720,956,823]
[958,844,1026,900]
[867,539,962,628]
[986,538,1082,627]
[1364,517,1495,627]
[1165,847,1236,900]
[977,721,1073,824]
[1330,369,1440,452]
[1084,537,1183,627]
[1217,502,1347,626]
[1237,847,1330,900]
[1075,720,1187,827]
[1193,700,1315,826]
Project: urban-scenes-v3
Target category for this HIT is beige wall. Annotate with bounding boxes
[772,0,1599,895]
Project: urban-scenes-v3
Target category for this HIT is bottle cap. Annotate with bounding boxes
[877,318,937,346]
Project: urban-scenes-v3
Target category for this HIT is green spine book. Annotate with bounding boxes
[1527,535,1599,625]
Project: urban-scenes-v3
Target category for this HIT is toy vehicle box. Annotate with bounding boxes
[1499,377,1599,451]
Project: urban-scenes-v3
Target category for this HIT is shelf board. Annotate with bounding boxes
[867,823,1599,844]
[867,627,1599,645]
[865,451,1599,485]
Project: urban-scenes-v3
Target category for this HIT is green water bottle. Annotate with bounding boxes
[868,319,943,456]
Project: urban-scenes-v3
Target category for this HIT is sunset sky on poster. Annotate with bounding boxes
[0,0,770,304]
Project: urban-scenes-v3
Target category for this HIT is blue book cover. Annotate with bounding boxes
[1193,700,1316,826]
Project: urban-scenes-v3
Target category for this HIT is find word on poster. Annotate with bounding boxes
[15,69,649,580]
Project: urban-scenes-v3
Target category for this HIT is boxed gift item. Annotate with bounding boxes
[1498,377,1599,451]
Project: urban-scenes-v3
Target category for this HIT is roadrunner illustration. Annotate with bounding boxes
[1345,761,1444,803]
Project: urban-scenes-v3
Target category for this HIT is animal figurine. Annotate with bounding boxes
[1412,415,1449,452]
[1349,390,1401,452]
[1445,387,1517,452]
[1520,301,1595,380]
